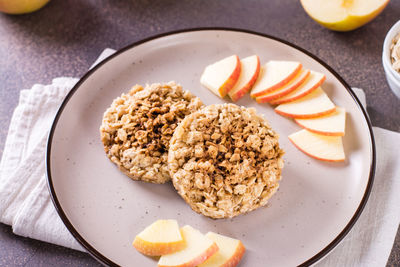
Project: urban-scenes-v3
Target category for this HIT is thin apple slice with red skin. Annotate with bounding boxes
[295,107,346,136]
[250,60,302,97]
[199,232,245,267]
[200,55,241,98]
[275,87,335,119]
[270,70,326,105]
[289,129,345,162]
[133,219,185,256]
[158,225,219,267]
[228,55,260,102]
[255,69,310,103]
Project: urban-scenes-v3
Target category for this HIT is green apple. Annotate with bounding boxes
[0,0,50,15]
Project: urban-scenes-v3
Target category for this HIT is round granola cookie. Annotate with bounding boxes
[168,103,284,218]
[100,81,203,184]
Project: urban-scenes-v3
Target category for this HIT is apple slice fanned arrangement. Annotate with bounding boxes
[263,71,346,162]
[254,63,346,162]
[200,55,346,162]
[133,219,245,267]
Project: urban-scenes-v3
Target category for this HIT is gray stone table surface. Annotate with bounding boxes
[0,0,399,266]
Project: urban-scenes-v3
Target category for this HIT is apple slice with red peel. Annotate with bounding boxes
[250,60,302,97]
[295,107,346,136]
[228,55,260,102]
[288,129,345,162]
[199,232,245,267]
[158,225,219,267]
[200,55,241,98]
[255,68,311,103]
[270,71,326,105]
[133,219,185,256]
[275,87,335,119]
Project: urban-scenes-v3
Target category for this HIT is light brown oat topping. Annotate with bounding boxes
[168,103,284,218]
[100,81,204,184]
[391,33,400,73]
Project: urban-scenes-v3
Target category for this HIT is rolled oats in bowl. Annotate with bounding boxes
[168,103,284,219]
[390,33,400,73]
[100,81,204,184]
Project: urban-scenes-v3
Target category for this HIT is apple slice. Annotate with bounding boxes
[295,107,346,136]
[288,129,345,162]
[199,232,245,267]
[228,55,260,102]
[250,60,302,97]
[133,219,185,256]
[200,55,241,98]
[300,0,389,32]
[255,68,311,103]
[158,225,219,267]
[275,87,336,119]
[269,70,326,105]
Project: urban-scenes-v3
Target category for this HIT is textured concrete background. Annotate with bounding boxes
[0,0,399,266]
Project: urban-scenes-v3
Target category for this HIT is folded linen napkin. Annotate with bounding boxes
[0,49,399,266]
[0,48,115,252]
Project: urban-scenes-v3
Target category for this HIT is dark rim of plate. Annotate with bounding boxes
[46,27,376,267]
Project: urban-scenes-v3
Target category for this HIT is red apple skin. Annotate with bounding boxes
[218,55,241,97]
[274,107,336,119]
[251,63,302,98]
[221,241,246,267]
[288,136,345,162]
[294,120,345,136]
[158,242,219,267]
[230,56,260,102]
[256,69,311,103]
[270,74,326,105]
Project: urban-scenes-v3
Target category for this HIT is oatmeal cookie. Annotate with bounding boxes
[168,103,284,218]
[100,81,203,184]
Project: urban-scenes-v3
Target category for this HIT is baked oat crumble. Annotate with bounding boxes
[100,81,203,183]
[168,103,284,218]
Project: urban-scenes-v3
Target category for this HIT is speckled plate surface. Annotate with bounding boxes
[47,28,375,267]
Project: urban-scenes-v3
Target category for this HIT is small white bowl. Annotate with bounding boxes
[382,20,400,97]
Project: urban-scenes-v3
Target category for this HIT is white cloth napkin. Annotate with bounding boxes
[0,48,115,252]
[0,49,399,266]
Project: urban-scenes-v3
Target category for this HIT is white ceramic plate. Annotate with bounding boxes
[47,29,375,267]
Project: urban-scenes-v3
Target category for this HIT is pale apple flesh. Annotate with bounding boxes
[0,0,50,14]
[300,0,390,31]
[270,71,326,105]
[275,87,336,119]
[256,69,311,103]
[289,129,345,162]
[158,225,219,267]
[133,219,185,256]
[228,55,260,102]
[199,232,245,267]
[250,61,302,97]
[295,107,346,136]
[200,55,241,98]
